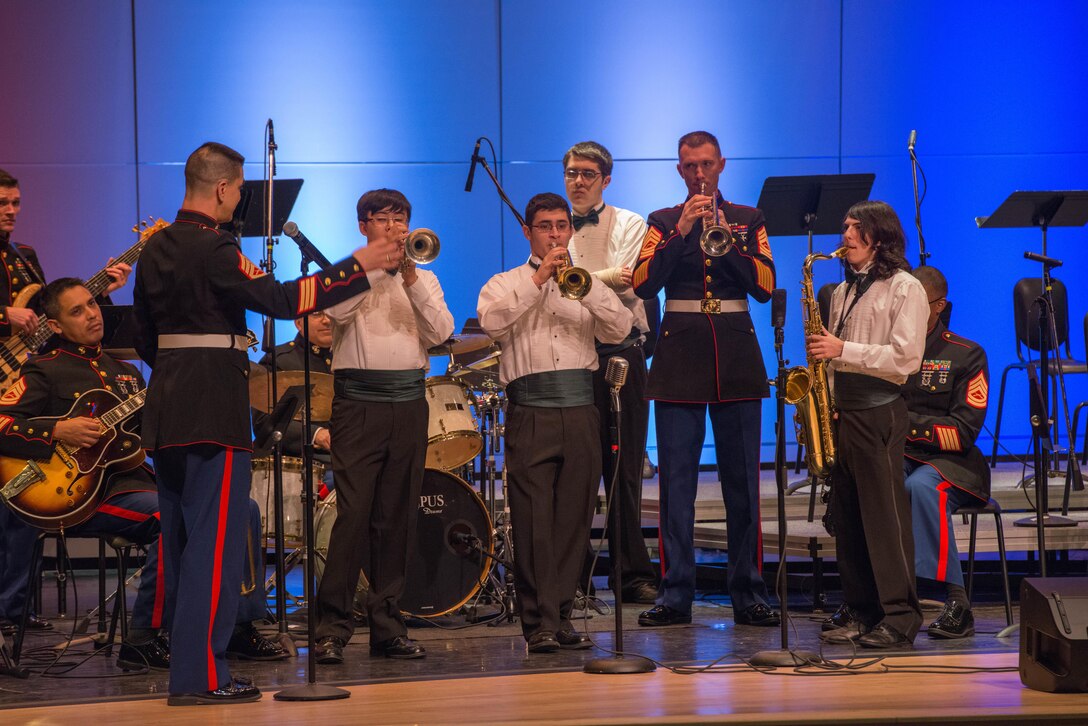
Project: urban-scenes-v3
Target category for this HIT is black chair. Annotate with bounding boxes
[954,497,1013,627]
[13,532,135,662]
[990,278,1087,466]
[1070,312,1088,467]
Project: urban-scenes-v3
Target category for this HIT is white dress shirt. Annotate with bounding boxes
[326,267,454,371]
[477,259,634,386]
[828,267,928,386]
[568,204,649,334]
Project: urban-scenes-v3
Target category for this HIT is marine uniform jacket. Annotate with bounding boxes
[0,238,45,338]
[253,334,332,457]
[133,209,372,450]
[632,194,775,402]
[902,320,990,501]
[0,337,154,499]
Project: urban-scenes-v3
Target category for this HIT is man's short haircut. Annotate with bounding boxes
[843,200,911,280]
[356,189,412,223]
[912,265,948,300]
[563,141,613,177]
[0,168,18,189]
[524,193,572,227]
[678,130,721,157]
[184,142,245,195]
[41,277,88,320]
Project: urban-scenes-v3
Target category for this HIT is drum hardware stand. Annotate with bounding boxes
[751,291,821,668]
[585,357,655,675]
[275,243,348,701]
[976,192,1088,577]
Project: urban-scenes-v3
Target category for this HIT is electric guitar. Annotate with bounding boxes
[0,388,146,530]
[0,218,168,394]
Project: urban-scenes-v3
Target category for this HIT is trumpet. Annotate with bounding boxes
[404,228,440,266]
[554,249,592,300]
[699,181,733,257]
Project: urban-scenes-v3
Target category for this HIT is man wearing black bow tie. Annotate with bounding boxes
[807,200,928,649]
[563,142,658,605]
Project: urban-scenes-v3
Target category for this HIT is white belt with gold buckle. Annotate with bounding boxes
[664,299,749,314]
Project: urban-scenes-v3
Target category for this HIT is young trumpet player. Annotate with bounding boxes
[477,192,632,653]
[313,188,454,664]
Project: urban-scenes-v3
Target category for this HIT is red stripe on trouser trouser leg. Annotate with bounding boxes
[152,513,165,628]
[936,481,952,582]
[206,448,233,691]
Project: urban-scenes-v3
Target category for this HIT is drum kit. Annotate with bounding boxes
[249,331,519,622]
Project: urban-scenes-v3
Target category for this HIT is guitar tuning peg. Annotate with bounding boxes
[131,223,140,233]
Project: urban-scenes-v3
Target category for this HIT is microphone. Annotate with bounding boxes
[282,221,334,270]
[464,138,482,192]
[605,356,629,390]
[908,129,917,153]
[267,118,276,148]
[1024,251,1063,268]
[771,288,787,329]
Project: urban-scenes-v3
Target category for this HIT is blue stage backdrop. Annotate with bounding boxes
[2,0,1086,462]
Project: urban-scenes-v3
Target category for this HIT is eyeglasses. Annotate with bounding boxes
[369,215,408,226]
[531,221,571,233]
[928,297,946,306]
[564,169,601,182]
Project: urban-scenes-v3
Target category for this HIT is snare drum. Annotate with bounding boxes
[425,376,483,469]
[250,456,326,544]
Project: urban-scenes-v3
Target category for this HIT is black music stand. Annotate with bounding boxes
[976,191,1088,575]
[230,179,305,239]
[757,174,876,256]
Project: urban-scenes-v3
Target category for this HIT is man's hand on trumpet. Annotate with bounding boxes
[531,244,569,288]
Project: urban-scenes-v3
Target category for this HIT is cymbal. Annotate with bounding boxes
[248,364,335,420]
[451,350,501,377]
[428,333,493,357]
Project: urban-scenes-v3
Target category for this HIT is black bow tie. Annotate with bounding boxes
[845,267,867,285]
[572,207,600,231]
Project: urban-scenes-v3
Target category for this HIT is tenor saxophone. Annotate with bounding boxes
[784,247,847,479]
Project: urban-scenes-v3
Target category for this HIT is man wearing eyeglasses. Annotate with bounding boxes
[562,142,658,606]
[633,131,780,629]
[313,188,454,665]
[478,193,632,653]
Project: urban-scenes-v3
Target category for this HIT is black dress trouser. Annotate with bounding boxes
[830,397,923,640]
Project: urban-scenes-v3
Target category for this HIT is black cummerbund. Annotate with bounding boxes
[834,371,902,411]
[507,369,593,408]
[334,368,425,402]
[595,327,641,357]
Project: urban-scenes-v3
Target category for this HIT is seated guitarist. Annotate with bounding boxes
[0,167,133,634]
[0,278,286,667]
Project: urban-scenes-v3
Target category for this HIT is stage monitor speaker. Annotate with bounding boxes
[1020,577,1088,693]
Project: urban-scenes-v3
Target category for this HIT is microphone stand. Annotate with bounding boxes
[750,310,820,667]
[909,137,928,267]
[466,137,526,227]
[275,253,349,703]
[585,376,655,675]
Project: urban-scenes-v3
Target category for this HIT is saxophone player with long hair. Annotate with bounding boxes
[807,200,928,650]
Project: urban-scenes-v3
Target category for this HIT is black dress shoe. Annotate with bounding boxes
[819,621,870,643]
[637,604,691,627]
[227,624,290,661]
[555,628,592,650]
[526,631,560,653]
[315,636,345,665]
[734,603,781,627]
[621,582,660,604]
[858,623,913,649]
[167,677,261,706]
[0,614,53,635]
[820,603,857,632]
[117,636,171,671]
[370,635,426,659]
[926,600,975,639]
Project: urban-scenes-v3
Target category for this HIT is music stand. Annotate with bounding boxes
[977,191,1088,575]
[757,174,876,256]
[229,179,305,239]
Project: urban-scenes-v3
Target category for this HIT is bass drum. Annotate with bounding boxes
[314,469,493,619]
[402,468,494,618]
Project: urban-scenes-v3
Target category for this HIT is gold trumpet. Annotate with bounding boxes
[555,250,592,300]
[699,181,733,257]
[404,228,440,266]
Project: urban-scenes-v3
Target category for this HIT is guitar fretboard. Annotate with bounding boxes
[100,389,147,429]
